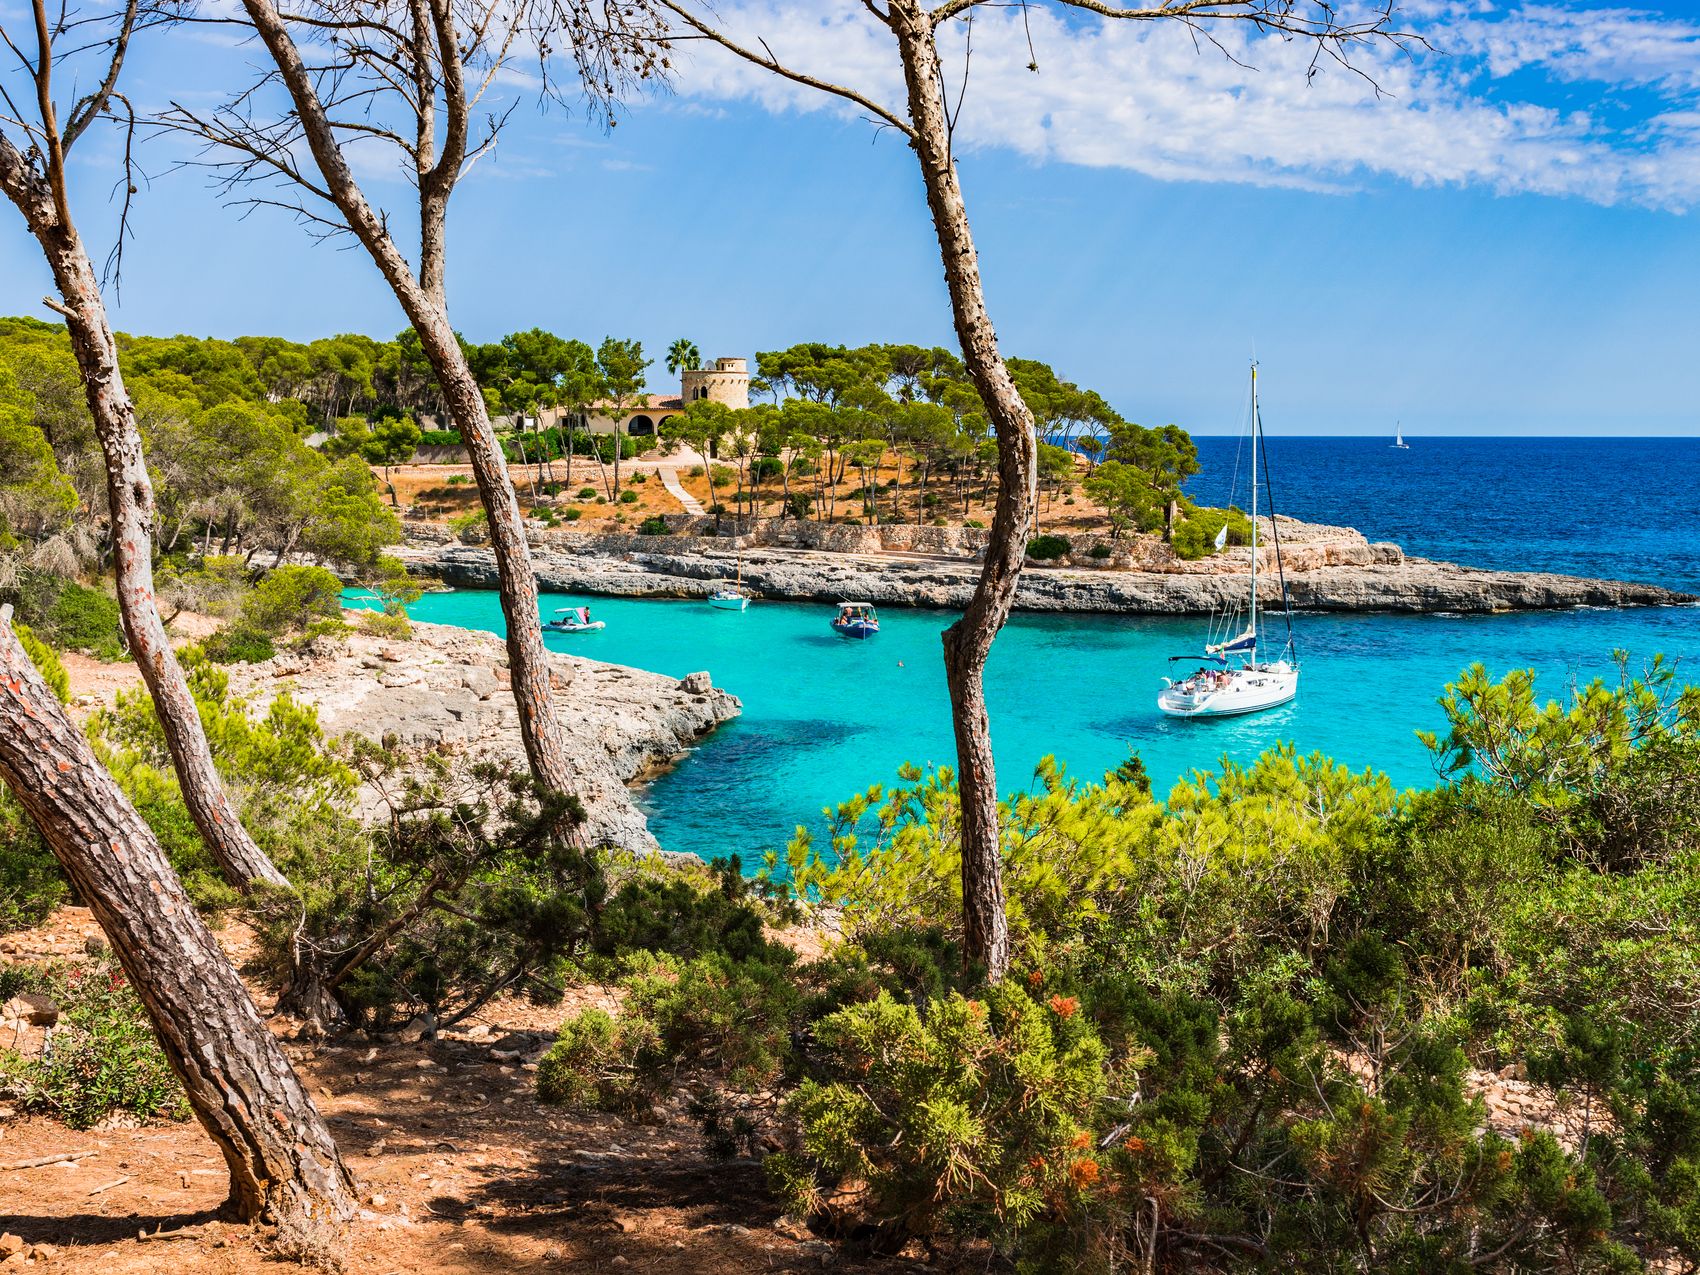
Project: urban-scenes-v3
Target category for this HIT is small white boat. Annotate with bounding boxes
[1159,362,1298,720]
[708,552,751,610]
[1391,423,1409,449]
[708,588,750,611]
[544,606,605,633]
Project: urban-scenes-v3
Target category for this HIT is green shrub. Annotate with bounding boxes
[618,489,639,504]
[417,429,463,447]
[1089,543,1113,559]
[204,626,276,664]
[46,581,122,660]
[577,486,598,500]
[537,951,800,1118]
[636,515,672,536]
[16,623,69,703]
[0,790,63,934]
[709,465,734,488]
[630,472,647,485]
[1027,533,1071,561]
[1172,505,1251,560]
[561,506,583,521]
[768,981,1106,1256]
[207,564,345,660]
[447,508,489,543]
[965,518,986,529]
[445,473,469,485]
[0,961,189,1129]
[688,465,706,478]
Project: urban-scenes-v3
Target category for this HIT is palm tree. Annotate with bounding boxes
[666,337,701,377]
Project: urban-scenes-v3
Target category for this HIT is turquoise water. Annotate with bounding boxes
[374,590,1699,864]
[364,437,1700,863]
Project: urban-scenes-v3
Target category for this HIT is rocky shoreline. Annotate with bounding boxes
[227,620,740,854]
[394,518,1694,615]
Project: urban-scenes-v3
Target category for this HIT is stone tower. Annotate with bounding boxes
[680,357,750,411]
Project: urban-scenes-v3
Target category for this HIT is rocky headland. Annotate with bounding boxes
[224,620,740,854]
[396,516,1694,615]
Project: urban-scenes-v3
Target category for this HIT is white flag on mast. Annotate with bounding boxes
[1213,523,1229,551]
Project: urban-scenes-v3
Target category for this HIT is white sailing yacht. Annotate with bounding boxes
[1158,363,1299,719]
[708,545,752,610]
[1391,423,1409,449]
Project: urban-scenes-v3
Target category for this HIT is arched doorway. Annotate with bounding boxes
[627,415,655,436]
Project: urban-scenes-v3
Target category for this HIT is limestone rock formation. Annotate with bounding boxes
[231,621,741,854]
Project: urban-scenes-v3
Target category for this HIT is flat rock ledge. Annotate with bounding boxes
[397,529,1693,616]
[227,619,741,854]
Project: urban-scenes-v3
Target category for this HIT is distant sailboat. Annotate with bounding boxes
[1391,423,1409,449]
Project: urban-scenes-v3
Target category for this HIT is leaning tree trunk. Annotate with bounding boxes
[0,607,357,1260]
[240,0,577,797]
[0,136,289,893]
[893,3,1039,983]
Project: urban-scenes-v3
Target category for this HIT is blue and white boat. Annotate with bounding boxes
[545,606,605,633]
[831,601,879,640]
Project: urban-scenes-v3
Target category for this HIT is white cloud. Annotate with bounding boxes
[663,2,1700,210]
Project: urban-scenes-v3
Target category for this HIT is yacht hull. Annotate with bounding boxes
[1157,667,1298,718]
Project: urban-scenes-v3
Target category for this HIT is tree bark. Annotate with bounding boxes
[0,136,290,894]
[891,2,1038,982]
[239,0,577,797]
[0,606,356,1260]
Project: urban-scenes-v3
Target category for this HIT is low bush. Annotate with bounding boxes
[768,981,1105,1258]
[16,623,69,703]
[630,472,647,485]
[1172,505,1251,560]
[204,626,276,664]
[709,465,735,488]
[0,961,189,1129]
[0,791,62,934]
[445,473,470,485]
[687,465,706,478]
[577,487,598,500]
[561,507,583,521]
[619,489,639,504]
[448,508,489,543]
[1089,543,1113,559]
[1027,533,1071,561]
[416,429,463,447]
[636,516,672,536]
[46,581,123,660]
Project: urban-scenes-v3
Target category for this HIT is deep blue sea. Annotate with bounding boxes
[364,437,1700,864]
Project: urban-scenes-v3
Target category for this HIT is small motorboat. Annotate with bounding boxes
[831,601,879,639]
[545,606,605,633]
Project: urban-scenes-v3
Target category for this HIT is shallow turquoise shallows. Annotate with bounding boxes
[361,589,1699,865]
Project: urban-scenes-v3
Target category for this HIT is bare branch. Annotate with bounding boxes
[656,0,915,140]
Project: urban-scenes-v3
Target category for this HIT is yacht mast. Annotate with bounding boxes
[1249,362,1258,653]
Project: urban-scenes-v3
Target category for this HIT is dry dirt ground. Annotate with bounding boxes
[1,908,939,1275]
[387,450,1110,534]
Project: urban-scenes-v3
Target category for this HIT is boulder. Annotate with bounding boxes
[3,994,58,1027]
[677,671,713,695]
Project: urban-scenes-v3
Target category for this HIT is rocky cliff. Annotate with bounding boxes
[395,518,1693,615]
[227,621,740,854]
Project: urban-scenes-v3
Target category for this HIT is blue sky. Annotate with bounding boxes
[3,0,1698,435]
